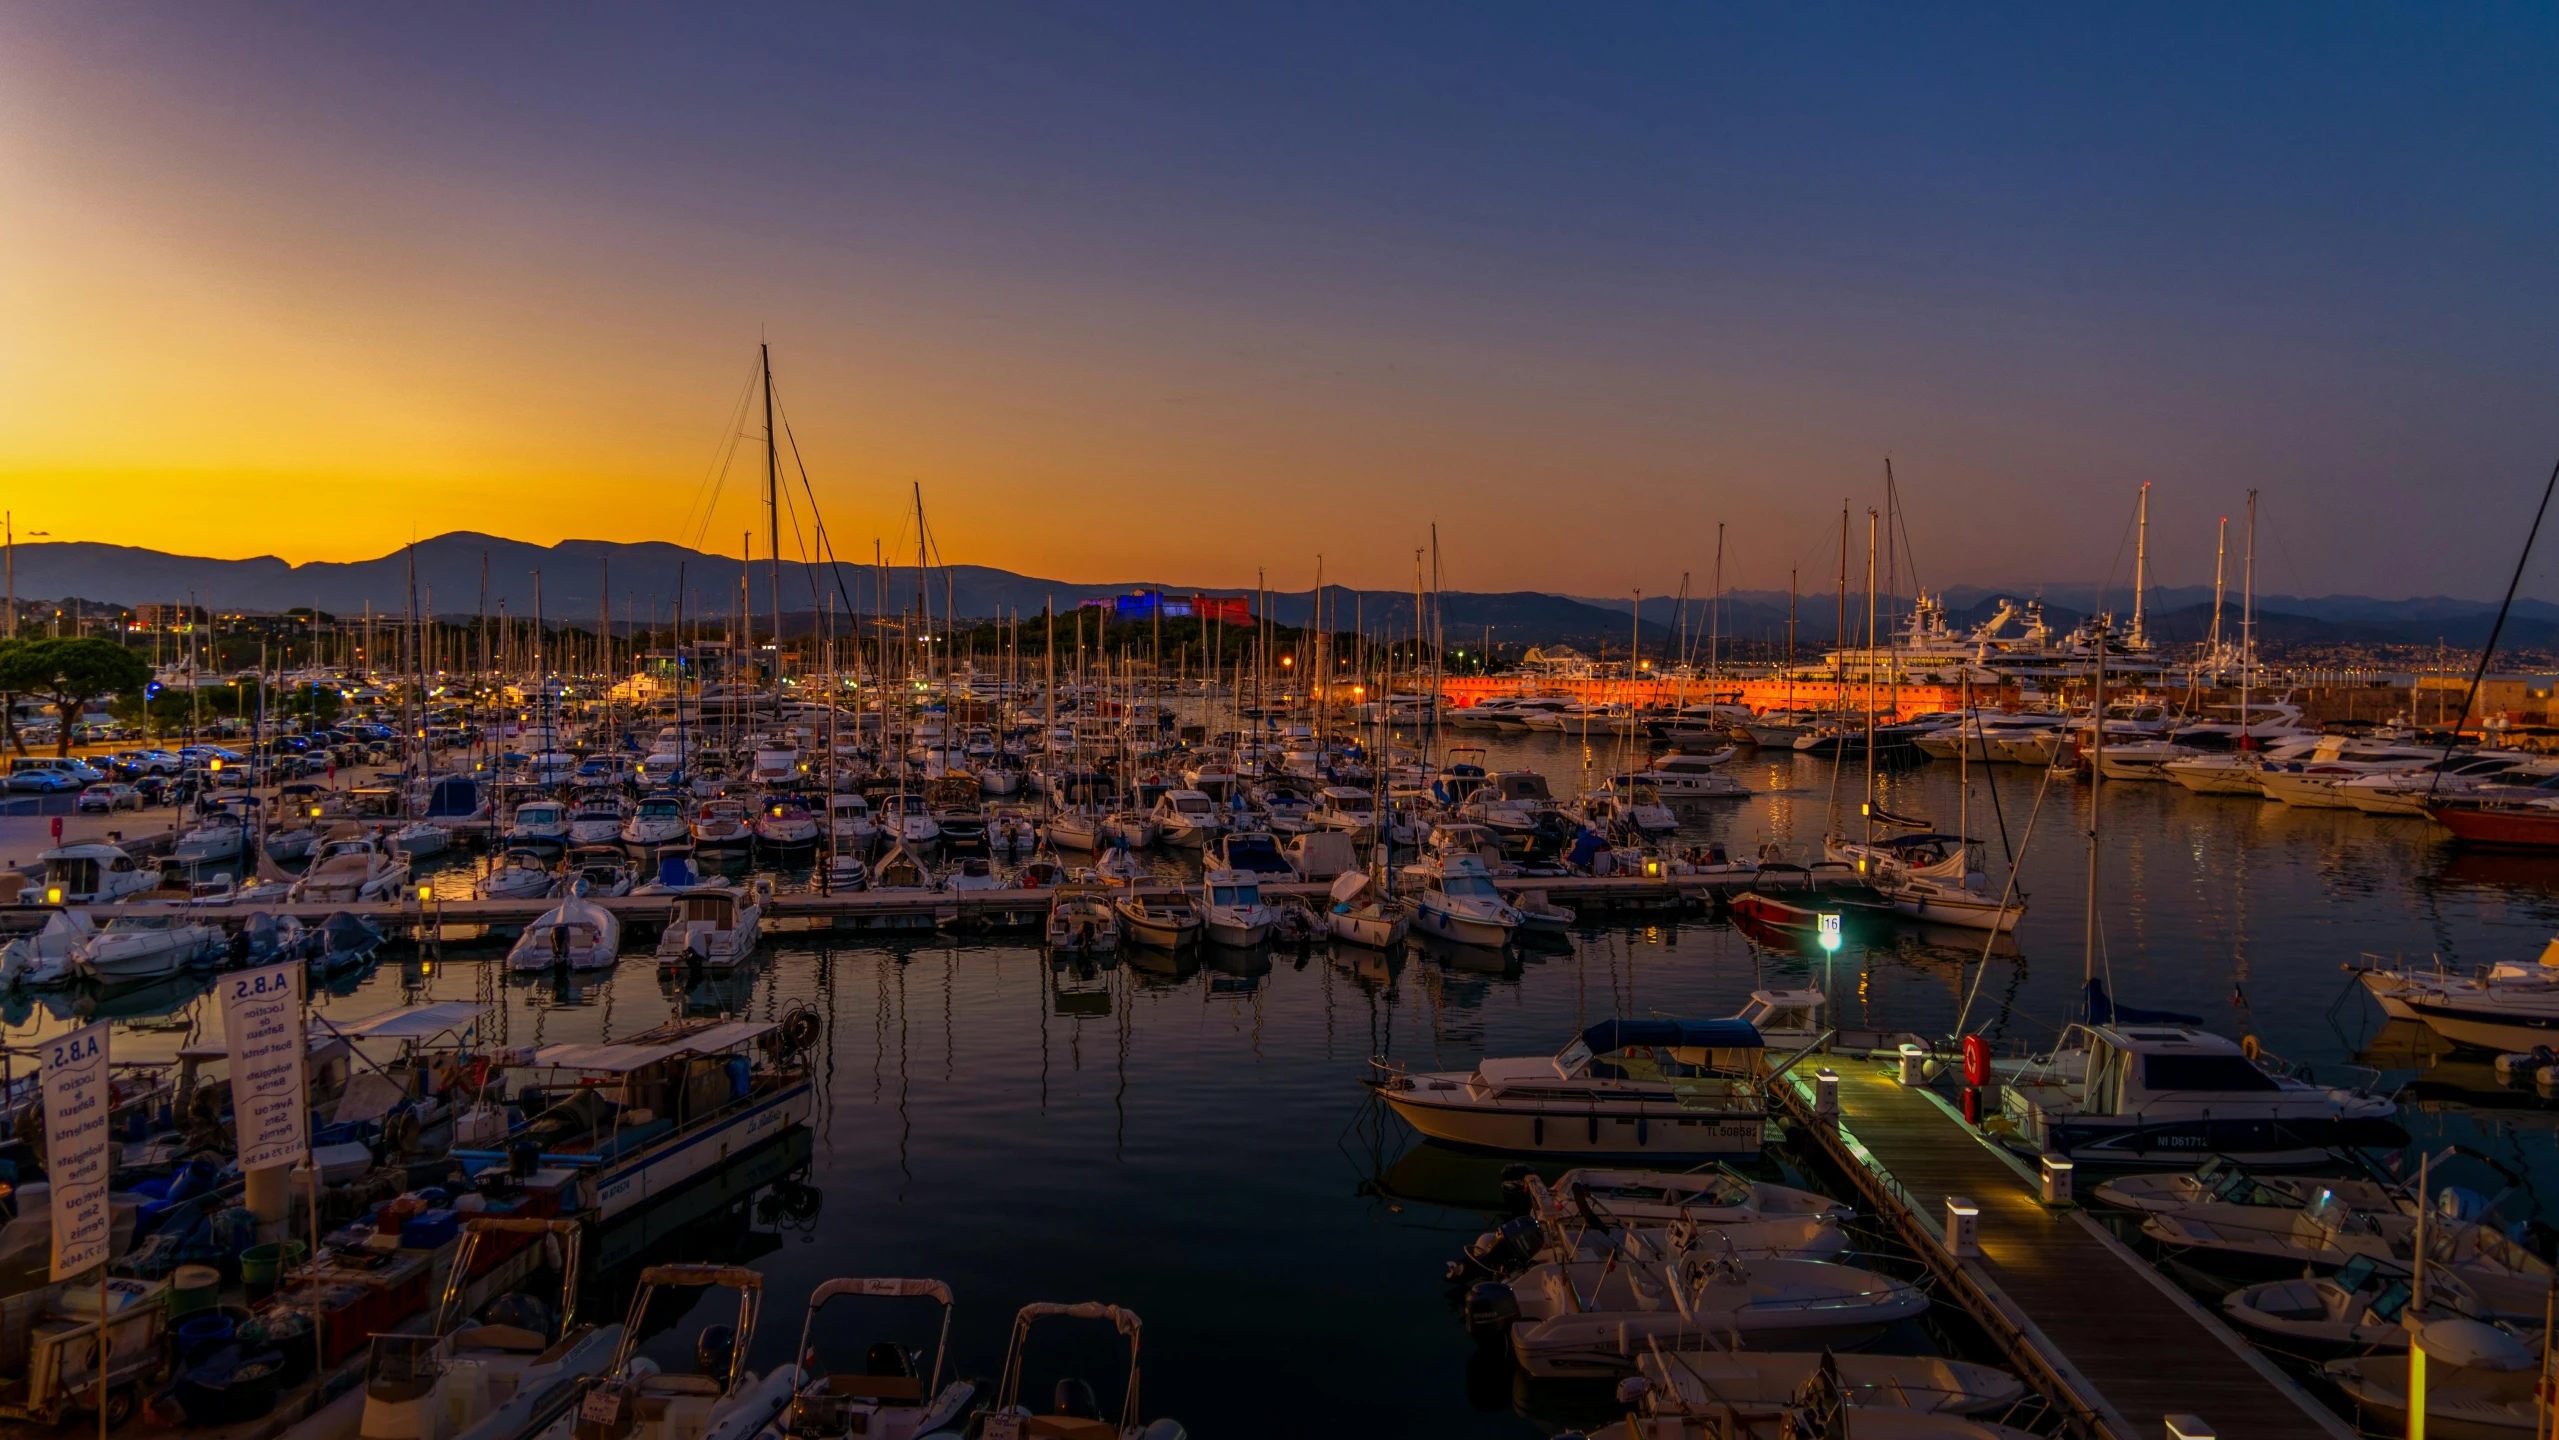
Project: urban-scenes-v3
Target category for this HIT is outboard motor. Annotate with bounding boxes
[696,1324,736,1381]
[1462,1281,1520,1347]
[1451,1215,1544,1282]
[1053,1377,1102,1420]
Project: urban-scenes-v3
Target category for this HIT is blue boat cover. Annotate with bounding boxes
[425,777,481,818]
[1579,1018,1763,1051]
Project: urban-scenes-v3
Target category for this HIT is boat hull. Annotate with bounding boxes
[2428,804,2559,849]
[1377,1087,1766,1158]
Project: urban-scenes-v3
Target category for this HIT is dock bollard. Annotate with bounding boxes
[1897,1043,1927,1086]
[2039,1156,2074,1206]
[1944,1196,1980,1258]
[2164,1417,2214,1440]
[1813,1068,1839,1120]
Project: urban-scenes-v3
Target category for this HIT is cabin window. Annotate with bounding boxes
[2142,1055,2280,1092]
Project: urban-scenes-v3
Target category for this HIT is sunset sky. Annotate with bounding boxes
[5,5,2558,599]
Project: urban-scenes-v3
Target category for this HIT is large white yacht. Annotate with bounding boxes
[2000,1023,2405,1167]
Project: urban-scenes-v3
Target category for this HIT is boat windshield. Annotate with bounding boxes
[1211,885,1258,907]
[1442,873,1501,900]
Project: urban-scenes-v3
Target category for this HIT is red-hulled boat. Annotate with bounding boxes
[2427,802,2559,848]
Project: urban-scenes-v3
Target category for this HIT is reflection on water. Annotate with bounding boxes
[11,738,2559,1434]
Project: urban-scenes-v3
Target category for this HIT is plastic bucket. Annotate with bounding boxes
[174,1313,237,1367]
[169,1265,221,1318]
[239,1241,307,1302]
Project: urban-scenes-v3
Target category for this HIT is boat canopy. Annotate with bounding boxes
[317,1000,487,1041]
[1577,1018,1763,1052]
[528,1019,775,1073]
[425,777,481,818]
[808,1277,954,1306]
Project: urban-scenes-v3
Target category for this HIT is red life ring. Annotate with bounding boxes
[1961,1033,1990,1088]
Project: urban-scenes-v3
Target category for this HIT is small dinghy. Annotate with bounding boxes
[1114,892,1203,950]
[508,892,622,973]
[1470,1251,1929,1377]
[980,1301,1186,1440]
[1522,1167,1850,1229]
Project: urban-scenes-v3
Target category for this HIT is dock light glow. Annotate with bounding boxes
[1817,913,1842,951]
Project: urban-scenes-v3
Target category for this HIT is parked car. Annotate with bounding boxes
[6,768,80,794]
[77,782,141,812]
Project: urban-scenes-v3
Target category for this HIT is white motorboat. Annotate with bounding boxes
[1372,1018,1770,1157]
[1325,870,1409,948]
[881,792,943,850]
[771,1278,974,1440]
[1405,853,1522,948]
[751,747,801,785]
[754,797,821,851]
[1101,808,1156,849]
[2220,1255,2423,1355]
[653,886,762,967]
[2257,737,2454,809]
[1094,842,1148,886]
[2339,755,2545,816]
[1914,710,2064,763]
[943,855,1003,896]
[504,800,573,853]
[293,832,411,904]
[1200,868,1277,946]
[1046,884,1120,952]
[1114,891,1203,949]
[1999,1022,2407,1166]
[826,793,880,847]
[168,812,248,866]
[1306,785,1378,841]
[1525,1168,1849,1229]
[1584,786,1679,836]
[1594,1356,2039,1439]
[1151,788,1227,848]
[509,892,624,972]
[74,914,219,981]
[262,819,323,863]
[35,843,158,904]
[388,819,452,859]
[360,1218,616,1440]
[567,788,631,845]
[981,1302,1183,1440]
[1471,1250,1929,1378]
[2091,1156,2402,1215]
[1,910,99,986]
[556,845,636,898]
[1642,750,1749,798]
[691,797,756,852]
[477,848,558,901]
[986,803,1039,851]
[524,1262,797,1440]
[622,793,691,848]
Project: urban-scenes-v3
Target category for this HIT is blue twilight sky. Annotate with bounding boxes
[4,3,2557,598]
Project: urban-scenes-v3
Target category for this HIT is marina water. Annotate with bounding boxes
[7,731,2553,1436]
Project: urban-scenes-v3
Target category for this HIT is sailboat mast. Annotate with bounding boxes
[763,344,782,677]
[2209,516,2227,683]
[2132,481,2150,648]
[1863,508,1878,847]
[2242,490,2258,744]
[2087,611,2107,989]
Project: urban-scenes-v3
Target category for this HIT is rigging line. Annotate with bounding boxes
[1951,753,2059,1038]
[768,380,865,622]
[2090,489,2143,619]
[679,354,763,554]
[2429,451,2559,794]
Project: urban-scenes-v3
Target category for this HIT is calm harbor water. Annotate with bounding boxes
[9,731,2559,1435]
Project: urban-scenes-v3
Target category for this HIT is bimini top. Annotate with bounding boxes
[1578,1018,1763,1052]
[316,1000,488,1042]
[527,1019,775,1073]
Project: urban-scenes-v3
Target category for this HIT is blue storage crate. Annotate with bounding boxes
[399,1207,460,1250]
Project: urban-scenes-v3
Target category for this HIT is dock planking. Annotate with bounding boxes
[1782,1062,2355,1440]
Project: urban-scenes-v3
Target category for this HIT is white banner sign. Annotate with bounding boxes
[221,963,310,1172]
[42,1021,112,1280]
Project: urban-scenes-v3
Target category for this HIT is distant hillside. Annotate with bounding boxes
[11,534,2548,652]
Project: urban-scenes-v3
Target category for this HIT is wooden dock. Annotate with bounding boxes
[1776,1059,2357,1440]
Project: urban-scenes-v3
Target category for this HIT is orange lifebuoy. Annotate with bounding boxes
[2241,1035,2260,1061]
[1961,1033,1990,1088]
